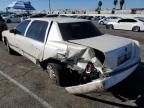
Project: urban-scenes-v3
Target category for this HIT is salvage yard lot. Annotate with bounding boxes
[0,22,143,108]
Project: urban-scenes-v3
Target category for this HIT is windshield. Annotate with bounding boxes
[58,21,103,40]
[138,19,144,22]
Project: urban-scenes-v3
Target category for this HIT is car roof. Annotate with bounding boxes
[27,17,89,23]
[120,18,138,20]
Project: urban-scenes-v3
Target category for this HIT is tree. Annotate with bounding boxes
[98,0,102,10]
[113,0,118,9]
[120,0,125,10]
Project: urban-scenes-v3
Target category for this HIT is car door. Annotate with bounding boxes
[9,20,31,54]
[114,19,126,29]
[23,20,49,63]
[126,19,138,30]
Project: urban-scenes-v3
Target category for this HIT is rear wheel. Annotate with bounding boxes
[47,63,64,86]
[7,19,11,23]
[100,21,104,25]
[132,26,140,32]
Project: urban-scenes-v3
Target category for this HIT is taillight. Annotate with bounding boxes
[86,63,94,74]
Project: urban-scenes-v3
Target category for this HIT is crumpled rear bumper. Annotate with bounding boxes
[65,60,139,94]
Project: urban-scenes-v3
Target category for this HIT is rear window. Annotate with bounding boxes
[58,21,103,40]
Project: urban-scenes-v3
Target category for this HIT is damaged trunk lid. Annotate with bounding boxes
[69,34,132,53]
[69,34,133,69]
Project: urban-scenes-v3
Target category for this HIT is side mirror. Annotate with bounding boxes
[10,29,16,34]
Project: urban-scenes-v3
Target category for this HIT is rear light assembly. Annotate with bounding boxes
[86,62,94,74]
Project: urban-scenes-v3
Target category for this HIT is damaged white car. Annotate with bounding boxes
[2,18,140,94]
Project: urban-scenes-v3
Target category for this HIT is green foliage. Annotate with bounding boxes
[120,0,125,10]
[97,0,102,11]
[114,0,118,8]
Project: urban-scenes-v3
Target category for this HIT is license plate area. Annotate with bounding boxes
[117,52,131,65]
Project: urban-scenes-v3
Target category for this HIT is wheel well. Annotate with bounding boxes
[39,58,64,70]
[132,26,140,29]
[110,24,114,29]
[7,19,11,23]
[3,37,7,45]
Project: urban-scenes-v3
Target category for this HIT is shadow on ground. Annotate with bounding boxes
[108,62,144,107]
[77,62,144,108]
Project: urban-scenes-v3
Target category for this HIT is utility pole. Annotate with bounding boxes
[49,0,51,14]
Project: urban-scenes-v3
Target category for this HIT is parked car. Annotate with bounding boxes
[94,16,105,21]
[106,18,144,32]
[99,16,122,25]
[3,14,21,23]
[98,17,107,24]
[2,18,140,94]
[85,16,93,20]
[0,15,7,40]
[77,16,87,19]
[30,13,47,18]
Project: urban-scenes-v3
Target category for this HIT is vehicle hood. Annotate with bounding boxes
[69,34,132,53]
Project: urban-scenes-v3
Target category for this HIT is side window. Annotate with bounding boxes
[128,19,137,23]
[112,17,116,19]
[26,20,48,42]
[16,20,30,35]
[118,19,126,23]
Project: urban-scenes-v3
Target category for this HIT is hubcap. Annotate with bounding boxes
[135,27,139,31]
[47,65,56,80]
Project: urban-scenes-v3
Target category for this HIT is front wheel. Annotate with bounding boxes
[5,39,14,54]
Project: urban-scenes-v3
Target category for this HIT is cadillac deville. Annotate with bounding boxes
[2,18,140,94]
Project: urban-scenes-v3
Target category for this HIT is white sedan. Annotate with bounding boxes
[106,18,144,32]
[3,14,21,23]
[2,18,140,94]
[98,16,122,25]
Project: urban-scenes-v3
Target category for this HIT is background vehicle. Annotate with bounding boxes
[2,18,140,94]
[99,16,122,25]
[85,16,93,20]
[3,14,21,23]
[94,16,106,21]
[0,15,7,40]
[98,17,107,24]
[106,18,144,32]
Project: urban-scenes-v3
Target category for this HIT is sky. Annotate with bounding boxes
[0,0,144,11]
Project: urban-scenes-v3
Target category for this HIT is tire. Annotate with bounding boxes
[47,63,64,86]
[132,26,140,32]
[5,39,14,54]
[0,33,2,41]
[7,19,11,23]
[108,24,114,30]
[100,21,104,25]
